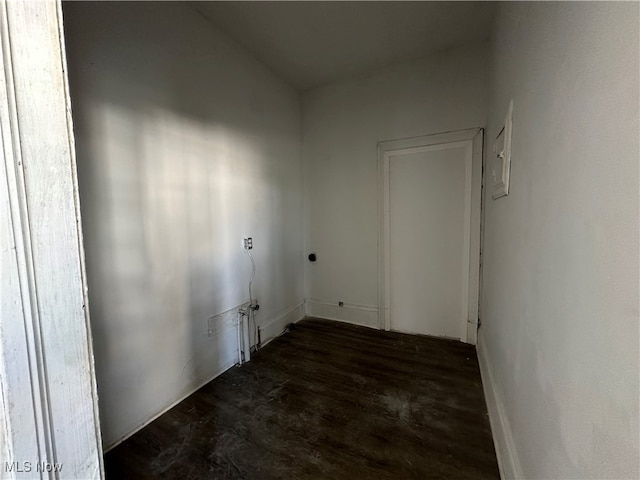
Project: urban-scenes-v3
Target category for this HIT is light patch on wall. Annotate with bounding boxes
[93,100,273,325]
[79,93,303,447]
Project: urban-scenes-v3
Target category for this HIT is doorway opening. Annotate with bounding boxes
[378,129,483,343]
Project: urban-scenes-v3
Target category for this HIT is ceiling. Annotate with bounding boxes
[192,2,497,92]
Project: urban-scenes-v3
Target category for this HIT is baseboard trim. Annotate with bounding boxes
[258,302,305,347]
[104,301,306,452]
[477,334,523,480]
[104,351,238,453]
[304,299,380,329]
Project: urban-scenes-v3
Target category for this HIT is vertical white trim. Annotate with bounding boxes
[0,37,43,480]
[55,0,105,471]
[383,152,391,331]
[0,1,52,472]
[378,129,483,344]
[377,144,388,330]
[460,141,473,341]
[467,129,484,344]
[242,312,251,363]
[0,1,103,478]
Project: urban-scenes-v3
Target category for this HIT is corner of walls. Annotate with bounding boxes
[258,302,306,347]
[301,43,489,324]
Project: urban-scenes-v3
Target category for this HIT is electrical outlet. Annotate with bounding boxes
[243,237,253,250]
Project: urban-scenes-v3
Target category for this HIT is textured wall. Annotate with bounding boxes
[479,3,639,478]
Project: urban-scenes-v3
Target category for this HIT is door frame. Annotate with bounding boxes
[0,0,104,477]
[377,128,484,344]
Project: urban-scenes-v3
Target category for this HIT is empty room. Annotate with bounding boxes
[1,1,638,479]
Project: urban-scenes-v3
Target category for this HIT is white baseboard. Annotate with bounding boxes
[258,302,305,346]
[105,299,259,451]
[304,298,380,329]
[104,345,238,453]
[477,334,523,480]
[104,300,305,452]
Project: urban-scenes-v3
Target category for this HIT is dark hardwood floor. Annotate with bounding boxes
[105,318,499,479]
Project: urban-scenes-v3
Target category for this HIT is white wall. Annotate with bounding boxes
[302,44,488,326]
[478,3,639,479]
[63,2,304,449]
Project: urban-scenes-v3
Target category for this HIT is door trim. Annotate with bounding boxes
[0,0,104,477]
[377,128,484,344]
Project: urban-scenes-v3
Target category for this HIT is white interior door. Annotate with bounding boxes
[389,143,470,338]
[379,130,482,343]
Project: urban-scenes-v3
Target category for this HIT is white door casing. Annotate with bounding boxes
[0,1,103,478]
[378,129,483,344]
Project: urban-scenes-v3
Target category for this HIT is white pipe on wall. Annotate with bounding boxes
[236,311,243,366]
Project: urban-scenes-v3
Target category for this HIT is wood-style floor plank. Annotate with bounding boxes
[105,318,499,479]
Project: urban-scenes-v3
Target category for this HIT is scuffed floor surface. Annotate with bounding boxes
[105,318,499,479]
